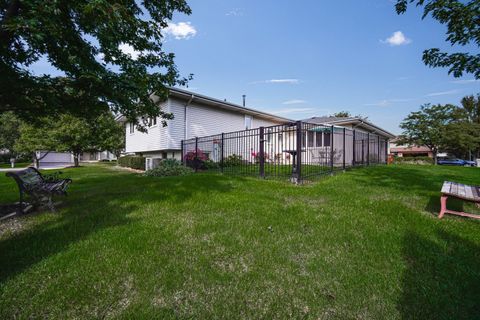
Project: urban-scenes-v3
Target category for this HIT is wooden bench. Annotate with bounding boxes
[439,181,480,219]
[6,167,72,212]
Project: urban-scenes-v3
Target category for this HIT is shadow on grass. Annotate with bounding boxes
[0,172,239,285]
[399,229,480,319]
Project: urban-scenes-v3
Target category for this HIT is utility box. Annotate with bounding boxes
[477,159,480,167]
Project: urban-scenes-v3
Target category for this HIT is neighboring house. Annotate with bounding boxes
[119,87,291,162]
[389,138,434,158]
[80,151,117,162]
[37,151,74,169]
[303,116,396,141]
[36,151,117,169]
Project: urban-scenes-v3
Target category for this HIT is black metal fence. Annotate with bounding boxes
[181,121,388,183]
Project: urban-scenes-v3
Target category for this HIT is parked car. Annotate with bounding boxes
[437,158,477,167]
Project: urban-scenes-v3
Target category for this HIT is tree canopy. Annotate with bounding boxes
[0,111,21,153]
[395,0,480,79]
[332,111,351,118]
[399,103,458,162]
[14,112,125,167]
[0,0,191,124]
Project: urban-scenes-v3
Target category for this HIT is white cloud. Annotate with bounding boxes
[282,99,307,105]
[164,22,197,40]
[251,79,300,85]
[119,43,140,60]
[226,8,243,16]
[382,31,411,46]
[451,79,479,84]
[426,89,459,97]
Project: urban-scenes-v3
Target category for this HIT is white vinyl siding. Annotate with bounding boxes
[125,97,281,154]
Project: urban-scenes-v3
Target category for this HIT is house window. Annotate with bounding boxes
[324,132,331,147]
[245,115,252,130]
[315,132,322,147]
[302,132,306,148]
[307,131,314,147]
[129,123,135,134]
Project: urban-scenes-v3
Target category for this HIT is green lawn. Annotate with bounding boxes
[0,163,479,319]
[0,162,31,169]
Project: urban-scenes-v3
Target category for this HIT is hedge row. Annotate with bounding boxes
[393,156,434,165]
[118,156,146,170]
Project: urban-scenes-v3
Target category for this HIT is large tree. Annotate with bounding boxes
[399,103,458,163]
[15,112,125,167]
[443,94,480,159]
[395,0,480,79]
[14,118,57,168]
[0,0,191,125]
[0,111,22,154]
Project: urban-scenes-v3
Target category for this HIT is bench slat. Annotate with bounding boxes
[442,181,480,202]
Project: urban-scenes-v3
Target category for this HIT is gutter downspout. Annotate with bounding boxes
[184,94,194,141]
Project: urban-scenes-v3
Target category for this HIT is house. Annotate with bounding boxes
[302,116,396,141]
[120,87,291,162]
[389,138,434,158]
[80,151,117,162]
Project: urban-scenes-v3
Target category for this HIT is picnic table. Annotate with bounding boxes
[439,181,480,219]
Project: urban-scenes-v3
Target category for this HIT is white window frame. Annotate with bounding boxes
[244,115,252,130]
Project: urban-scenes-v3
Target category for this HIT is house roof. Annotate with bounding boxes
[168,87,292,123]
[302,116,396,139]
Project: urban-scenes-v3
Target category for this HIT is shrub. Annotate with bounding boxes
[144,159,193,177]
[204,159,220,170]
[223,154,244,167]
[393,156,433,165]
[184,149,208,169]
[118,156,146,170]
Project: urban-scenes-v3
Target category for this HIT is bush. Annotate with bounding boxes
[144,159,193,177]
[393,156,433,165]
[184,149,208,169]
[0,152,31,164]
[223,154,244,167]
[118,156,146,170]
[204,159,220,170]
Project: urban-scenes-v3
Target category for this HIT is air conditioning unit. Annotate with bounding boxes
[145,158,162,170]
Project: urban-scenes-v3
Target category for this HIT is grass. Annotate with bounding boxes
[0,162,31,169]
[0,163,479,319]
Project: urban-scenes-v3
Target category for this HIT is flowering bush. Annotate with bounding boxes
[184,149,208,169]
[251,151,269,164]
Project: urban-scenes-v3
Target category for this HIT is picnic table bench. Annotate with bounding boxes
[439,181,480,219]
[6,167,72,212]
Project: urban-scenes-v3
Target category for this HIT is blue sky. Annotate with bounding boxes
[31,0,479,135]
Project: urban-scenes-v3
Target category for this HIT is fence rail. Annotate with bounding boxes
[181,121,388,183]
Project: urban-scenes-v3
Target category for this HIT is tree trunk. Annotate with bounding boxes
[34,155,39,169]
[73,153,79,167]
[433,151,438,165]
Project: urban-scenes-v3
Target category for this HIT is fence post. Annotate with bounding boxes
[221,133,224,173]
[259,126,265,178]
[353,130,356,166]
[342,127,346,170]
[377,135,380,164]
[181,140,184,165]
[295,121,302,184]
[367,133,370,166]
[330,125,334,173]
[361,139,364,165]
[385,140,388,164]
[195,137,198,173]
